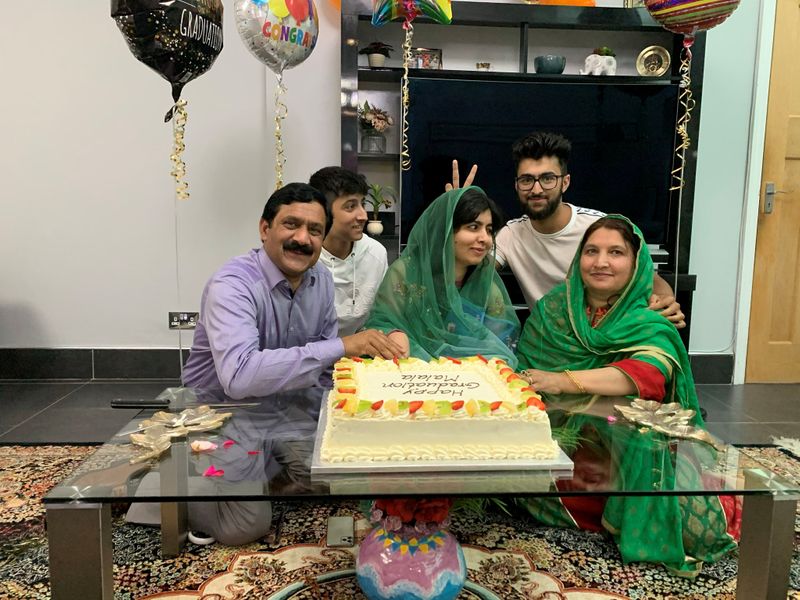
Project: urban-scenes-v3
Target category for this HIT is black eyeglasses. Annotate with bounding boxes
[515,173,564,191]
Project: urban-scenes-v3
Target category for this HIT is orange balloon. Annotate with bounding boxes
[329,0,340,10]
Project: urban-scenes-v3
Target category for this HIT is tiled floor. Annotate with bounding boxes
[0,381,798,445]
[0,381,178,444]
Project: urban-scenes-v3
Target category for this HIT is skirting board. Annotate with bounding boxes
[1,348,734,384]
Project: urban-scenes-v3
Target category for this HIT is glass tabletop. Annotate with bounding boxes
[44,387,800,504]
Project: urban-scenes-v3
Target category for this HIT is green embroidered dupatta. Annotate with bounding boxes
[365,187,520,366]
[514,215,736,574]
[516,215,700,419]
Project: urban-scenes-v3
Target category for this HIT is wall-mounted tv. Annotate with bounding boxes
[401,77,680,247]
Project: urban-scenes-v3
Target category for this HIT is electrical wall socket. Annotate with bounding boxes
[169,312,199,330]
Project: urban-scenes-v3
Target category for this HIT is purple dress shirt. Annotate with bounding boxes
[182,248,345,399]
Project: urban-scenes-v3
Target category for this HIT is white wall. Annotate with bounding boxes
[689,0,768,356]
[0,2,341,348]
[0,2,767,356]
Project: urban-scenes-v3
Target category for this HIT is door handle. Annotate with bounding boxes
[764,182,789,214]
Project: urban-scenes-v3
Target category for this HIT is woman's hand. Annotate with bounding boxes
[521,366,638,397]
[387,330,410,358]
[520,369,571,394]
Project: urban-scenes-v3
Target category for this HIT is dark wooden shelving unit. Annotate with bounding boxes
[358,67,680,85]
[358,152,401,161]
[341,0,706,346]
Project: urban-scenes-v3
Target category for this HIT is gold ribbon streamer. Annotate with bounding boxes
[400,24,414,171]
[670,44,695,192]
[274,72,289,189]
[170,99,190,201]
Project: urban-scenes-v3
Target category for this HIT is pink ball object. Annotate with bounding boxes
[356,525,466,599]
[644,0,741,37]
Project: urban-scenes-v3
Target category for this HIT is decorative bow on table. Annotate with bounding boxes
[614,399,724,451]
[126,406,233,464]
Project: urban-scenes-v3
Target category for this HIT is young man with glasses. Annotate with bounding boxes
[449,131,684,326]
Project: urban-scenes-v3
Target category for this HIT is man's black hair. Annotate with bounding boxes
[261,182,327,225]
[511,131,572,174]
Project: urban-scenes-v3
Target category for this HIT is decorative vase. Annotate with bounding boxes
[367,53,386,68]
[361,129,387,154]
[366,220,384,236]
[356,525,467,600]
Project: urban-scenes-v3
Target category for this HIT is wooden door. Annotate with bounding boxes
[746,0,800,382]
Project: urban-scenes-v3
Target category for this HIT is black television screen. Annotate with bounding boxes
[401,77,680,246]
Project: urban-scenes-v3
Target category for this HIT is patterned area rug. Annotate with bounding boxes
[0,445,799,599]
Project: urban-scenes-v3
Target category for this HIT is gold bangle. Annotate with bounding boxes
[563,369,587,394]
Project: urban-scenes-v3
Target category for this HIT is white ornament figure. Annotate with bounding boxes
[580,54,617,76]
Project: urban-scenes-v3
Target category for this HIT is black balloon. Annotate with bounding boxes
[111,0,224,104]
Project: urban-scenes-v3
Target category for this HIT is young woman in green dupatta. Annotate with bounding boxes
[365,187,520,365]
[514,215,739,575]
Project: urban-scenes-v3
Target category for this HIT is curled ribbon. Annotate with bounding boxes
[170,99,190,201]
[274,72,289,189]
[399,0,418,172]
[670,38,696,193]
[400,25,414,171]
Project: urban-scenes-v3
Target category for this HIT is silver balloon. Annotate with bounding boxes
[235,0,319,74]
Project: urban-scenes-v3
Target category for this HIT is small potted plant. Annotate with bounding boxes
[365,182,396,236]
[359,41,394,68]
[581,46,617,76]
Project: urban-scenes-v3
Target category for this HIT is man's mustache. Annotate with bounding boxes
[283,241,314,255]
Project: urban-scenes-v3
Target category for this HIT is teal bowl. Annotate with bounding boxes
[534,55,566,74]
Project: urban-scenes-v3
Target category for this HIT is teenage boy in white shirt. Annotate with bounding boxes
[310,167,389,335]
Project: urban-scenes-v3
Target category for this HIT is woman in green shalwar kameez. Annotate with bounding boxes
[515,215,739,576]
[366,187,520,366]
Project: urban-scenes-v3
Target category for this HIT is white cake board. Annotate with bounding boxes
[311,392,573,475]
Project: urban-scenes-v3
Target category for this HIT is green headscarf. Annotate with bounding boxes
[516,214,700,419]
[366,187,520,365]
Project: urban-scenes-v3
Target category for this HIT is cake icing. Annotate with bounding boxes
[320,355,559,463]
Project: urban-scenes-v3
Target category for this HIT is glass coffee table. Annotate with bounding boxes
[44,387,799,600]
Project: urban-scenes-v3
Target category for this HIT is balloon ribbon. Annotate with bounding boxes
[170,99,190,201]
[400,16,416,171]
[670,36,696,192]
[274,72,289,189]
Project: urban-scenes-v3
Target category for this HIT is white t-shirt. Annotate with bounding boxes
[495,204,605,308]
[318,235,388,336]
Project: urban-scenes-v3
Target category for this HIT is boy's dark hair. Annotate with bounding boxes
[261,182,327,225]
[511,131,572,174]
[308,166,369,208]
[453,188,504,236]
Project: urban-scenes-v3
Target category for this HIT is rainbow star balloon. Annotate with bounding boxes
[372,0,451,26]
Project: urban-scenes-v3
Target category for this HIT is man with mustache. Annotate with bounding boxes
[450,131,684,326]
[183,182,404,400]
[309,167,388,335]
[147,183,403,547]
